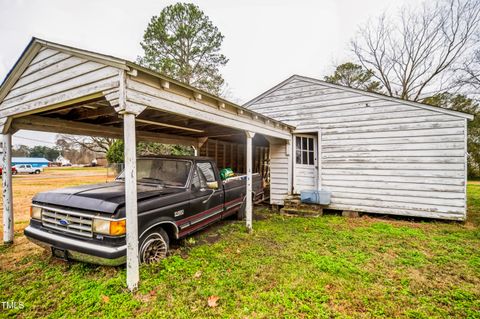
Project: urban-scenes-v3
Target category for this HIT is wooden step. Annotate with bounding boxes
[284,199,302,206]
[280,207,323,216]
[283,203,325,211]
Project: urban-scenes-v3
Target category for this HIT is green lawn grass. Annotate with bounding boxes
[1,186,479,318]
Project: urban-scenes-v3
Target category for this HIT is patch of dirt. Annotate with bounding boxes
[0,235,46,270]
[0,170,114,264]
[0,173,114,236]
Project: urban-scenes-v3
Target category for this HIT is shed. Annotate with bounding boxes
[12,157,50,168]
[246,75,473,221]
[0,38,294,290]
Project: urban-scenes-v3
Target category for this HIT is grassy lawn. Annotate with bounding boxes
[0,183,479,318]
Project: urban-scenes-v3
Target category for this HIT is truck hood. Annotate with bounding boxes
[32,181,185,214]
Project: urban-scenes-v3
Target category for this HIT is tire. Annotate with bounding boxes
[34,170,40,174]
[139,227,169,264]
[237,197,247,220]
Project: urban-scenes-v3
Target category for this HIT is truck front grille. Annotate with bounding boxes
[41,207,93,238]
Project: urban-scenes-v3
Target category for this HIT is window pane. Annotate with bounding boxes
[197,162,215,182]
[302,137,307,150]
[191,169,201,189]
[308,138,314,151]
[308,151,314,165]
[134,159,191,187]
[302,151,308,164]
[296,136,301,149]
[296,150,302,164]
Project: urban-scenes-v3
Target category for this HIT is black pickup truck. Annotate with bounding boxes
[24,156,264,265]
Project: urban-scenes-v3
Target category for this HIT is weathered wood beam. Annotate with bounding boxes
[126,79,292,140]
[11,116,198,146]
[123,111,139,291]
[2,133,13,244]
[136,118,204,133]
[75,107,115,120]
[245,131,255,232]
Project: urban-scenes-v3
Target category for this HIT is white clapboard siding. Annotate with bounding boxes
[318,115,463,129]
[322,168,464,178]
[0,48,119,118]
[22,52,72,78]
[295,166,317,190]
[247,76,468,220]
[270,143,289,205]
[321,134,464,146]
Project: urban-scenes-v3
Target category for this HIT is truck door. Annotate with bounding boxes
[187,162,224,230]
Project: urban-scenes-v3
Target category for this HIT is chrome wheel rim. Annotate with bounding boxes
[141,234,168,263]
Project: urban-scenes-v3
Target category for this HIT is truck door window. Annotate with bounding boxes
[197,162,216,182]
[191,168,207,190]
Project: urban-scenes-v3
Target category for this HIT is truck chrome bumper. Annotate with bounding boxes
[24,226,126,266]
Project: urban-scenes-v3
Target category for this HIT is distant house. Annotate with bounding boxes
[12,157,50,168]
[55,155,71,166]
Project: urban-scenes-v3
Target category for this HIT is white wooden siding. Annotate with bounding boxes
[247,78,467,220]
[270,143,290,205]
[0,48,119,119]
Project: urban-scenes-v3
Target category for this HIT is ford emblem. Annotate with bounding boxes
[59,219,70,226]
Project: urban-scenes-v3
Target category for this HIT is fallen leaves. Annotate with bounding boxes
[101,295,110,303]
[194,270,202,278]
[207,295,220,307]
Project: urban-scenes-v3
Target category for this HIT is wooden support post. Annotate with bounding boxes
[292,136,297,194]
[223,143,226,168]
[123,112,139,291]
[236,144,240,172]
[231,144,234,170]
[246,131,255,232]
[317,130,322,191]
[2,133,13,244]
[287,139,293,195]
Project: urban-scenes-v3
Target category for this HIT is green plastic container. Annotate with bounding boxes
[220,168,234,180]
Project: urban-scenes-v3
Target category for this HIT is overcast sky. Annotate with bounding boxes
[0,0,424,146]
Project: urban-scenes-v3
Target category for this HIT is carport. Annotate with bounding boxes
[0,38,293,290]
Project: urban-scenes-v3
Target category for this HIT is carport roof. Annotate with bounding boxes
[0,38,295,135]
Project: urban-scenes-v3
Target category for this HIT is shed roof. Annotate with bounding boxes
[245,74,474,120]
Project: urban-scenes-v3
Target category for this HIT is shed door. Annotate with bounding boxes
[293,135,317,194]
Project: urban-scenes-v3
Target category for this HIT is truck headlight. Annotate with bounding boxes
[92,219,126,236]
[30,206,42,220]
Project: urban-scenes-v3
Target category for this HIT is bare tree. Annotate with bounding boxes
[352,0,480,101]
[459,49,480,92]
[56,135,115,153]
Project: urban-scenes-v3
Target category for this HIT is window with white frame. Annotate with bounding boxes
[295,136,315,165]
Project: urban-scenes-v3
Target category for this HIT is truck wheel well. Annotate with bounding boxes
[155,223,178,241]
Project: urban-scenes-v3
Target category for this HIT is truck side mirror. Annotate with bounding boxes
[207,181,218,190]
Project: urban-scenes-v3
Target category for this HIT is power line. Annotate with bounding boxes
[14,135,57,145]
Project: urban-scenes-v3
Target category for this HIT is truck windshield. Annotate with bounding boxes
[117,159,192,187]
